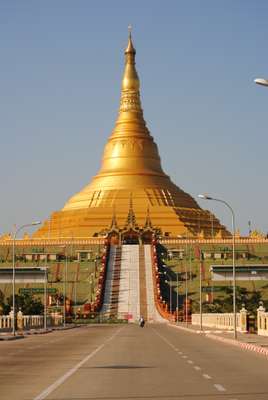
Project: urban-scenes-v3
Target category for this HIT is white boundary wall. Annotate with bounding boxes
[0,314,62,330]
[258,308,268,336]
[192,313,243,331]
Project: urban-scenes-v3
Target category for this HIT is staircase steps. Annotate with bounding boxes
[101,244,166,323]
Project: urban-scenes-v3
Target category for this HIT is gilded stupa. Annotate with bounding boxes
[34,32,229,239]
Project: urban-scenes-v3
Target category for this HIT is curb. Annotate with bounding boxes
[52,324,81,331]
[0,335,25,341]
[169,324,200,335]
[206,332,268,357]
[169,323,268,358]
[0,325,80,339]
[25,329,53,335]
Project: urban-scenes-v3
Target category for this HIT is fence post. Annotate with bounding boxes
[257,301,266,336]
[239,304,248,333]
[17,309,24,332]
[9,309,15,331]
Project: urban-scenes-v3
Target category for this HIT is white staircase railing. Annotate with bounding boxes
[144,245,166,322]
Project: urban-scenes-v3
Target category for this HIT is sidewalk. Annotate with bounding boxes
[170,322,268,358]
[0,324,80,341]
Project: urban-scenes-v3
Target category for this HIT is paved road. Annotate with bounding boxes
[1,323,268,400]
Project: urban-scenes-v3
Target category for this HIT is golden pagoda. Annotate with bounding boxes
[34,32,229,239]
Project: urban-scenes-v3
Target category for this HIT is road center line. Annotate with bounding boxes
[152,328,181,352]
[194,366,201,371]
[33,327,124,400]
[203,374,212,379]
[214,384,226,392]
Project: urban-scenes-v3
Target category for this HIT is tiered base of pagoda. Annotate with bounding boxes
[33,202,229,239]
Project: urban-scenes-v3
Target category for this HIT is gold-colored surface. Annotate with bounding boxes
[34,33,229,239]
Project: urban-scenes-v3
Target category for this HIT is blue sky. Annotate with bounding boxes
[1,0,268,236]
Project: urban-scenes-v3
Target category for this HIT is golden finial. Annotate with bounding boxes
[128,24,132,38]
[119,25,139,97]
[125,25,136,54]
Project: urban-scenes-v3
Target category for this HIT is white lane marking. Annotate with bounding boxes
[153,328,228,393]
[187,360,193,364]
[33,327,124,400]
[153,329,188,357]
[214,384,226,392]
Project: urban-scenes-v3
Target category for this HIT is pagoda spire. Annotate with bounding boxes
[114,29,148,133]
[110,206,119,231]
[144,206,152,229]
[92,29,166,181]
[125,193,137,228]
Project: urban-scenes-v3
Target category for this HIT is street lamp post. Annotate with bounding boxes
[94,257,98,278]
[199,251,203,332]
[74,269,78,320]
[59,245,68,328]
[175,271,179,322]
[185,258,188,326]
[90,273,94,302]
[198,194,237,339]
[40,265,48,331]
[64,247,68,328]
[44,266,47,331]
[164,272,172,315]
[12,221,41,336]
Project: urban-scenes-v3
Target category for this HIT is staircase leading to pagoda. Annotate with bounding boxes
[117,245,140,322]
[101,244,166,322]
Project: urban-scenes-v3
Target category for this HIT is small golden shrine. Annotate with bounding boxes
[34,32,229,239]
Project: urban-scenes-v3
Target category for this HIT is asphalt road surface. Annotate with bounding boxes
[1,323,268,400]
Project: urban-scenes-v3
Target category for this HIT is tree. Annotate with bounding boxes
[0,289,10,315]
[6,293,43,315]
[201,287,262,314]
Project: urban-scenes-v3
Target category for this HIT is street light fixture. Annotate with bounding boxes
[254,78,268,87]
[198,194,237,339]
[12,221,41,336]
